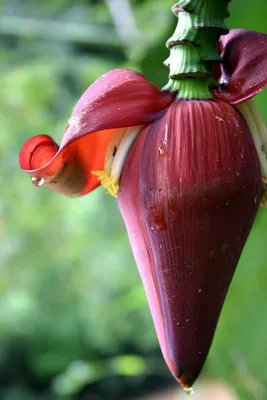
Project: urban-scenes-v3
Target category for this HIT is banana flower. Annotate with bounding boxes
[19,29,267,391]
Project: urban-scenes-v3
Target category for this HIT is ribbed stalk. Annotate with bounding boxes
[163,0,231,99]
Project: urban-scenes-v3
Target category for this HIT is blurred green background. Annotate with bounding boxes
[0,0,267,399]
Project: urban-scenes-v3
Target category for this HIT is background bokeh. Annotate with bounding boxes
[0,0,267,399]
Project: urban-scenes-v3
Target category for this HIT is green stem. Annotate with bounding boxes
[163,0,231,99]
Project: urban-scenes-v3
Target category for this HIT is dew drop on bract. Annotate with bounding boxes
[184,387,194,396]
[31,177,45,187]
[159,143,167,157]
[153,214,166,230]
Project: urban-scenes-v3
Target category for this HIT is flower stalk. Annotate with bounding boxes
[163,0,230,98]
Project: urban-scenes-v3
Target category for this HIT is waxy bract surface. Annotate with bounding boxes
[119,100,262,387]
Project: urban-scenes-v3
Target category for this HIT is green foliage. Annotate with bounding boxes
[0,0,267,399]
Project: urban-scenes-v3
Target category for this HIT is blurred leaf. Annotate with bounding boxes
[110,355,146,377]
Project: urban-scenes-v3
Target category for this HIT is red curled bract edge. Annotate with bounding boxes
[19,68,175,196]
[213,29,267,103]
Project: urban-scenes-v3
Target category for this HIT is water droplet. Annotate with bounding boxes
[184,387,194,395]
[31,177,44,187]
[234,78,244,89]
[153,214,166,230]
[159,143,167,157]
[159,125,168,157]
[198,289,202,294]
[254,196,258,204]
[236,172,240,176]
[215,116,224,122]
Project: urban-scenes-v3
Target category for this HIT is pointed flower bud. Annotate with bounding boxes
[119,99,262,389]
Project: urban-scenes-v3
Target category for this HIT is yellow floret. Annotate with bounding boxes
[92,170,119,198]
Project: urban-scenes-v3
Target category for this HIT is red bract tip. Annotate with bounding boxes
[214,29,267,103]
